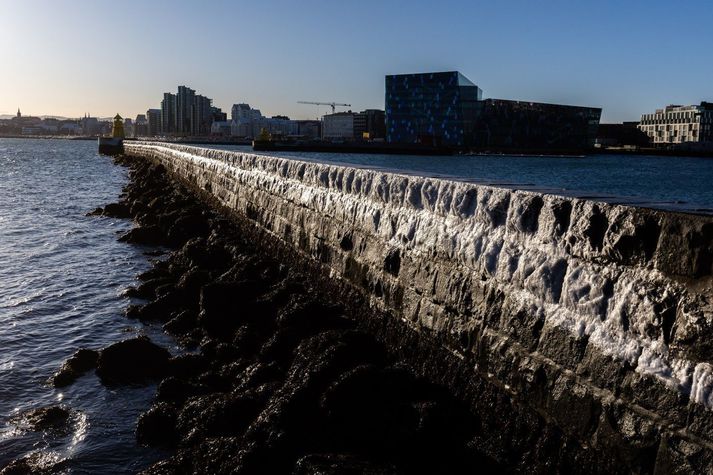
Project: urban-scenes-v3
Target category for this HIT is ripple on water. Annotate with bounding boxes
[0,138,166,473]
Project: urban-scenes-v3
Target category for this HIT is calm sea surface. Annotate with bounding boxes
[2,138,713,473]
[210,144,713,214]
[0,138,173,473]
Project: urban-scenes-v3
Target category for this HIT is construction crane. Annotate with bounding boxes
[297,101,351,115]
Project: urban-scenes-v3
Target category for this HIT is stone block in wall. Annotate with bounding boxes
[537,322,589,371]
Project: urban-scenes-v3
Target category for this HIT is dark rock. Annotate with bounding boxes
[156,377,209,405]
[102,202,132,219]
[86,207,104,216]
[168,352,208,374]
[293,453,399,475]
[176,393,264,445]
[197,280,268,337]
[119,225,165,246]
[11,405,72,434]
[163,310,199,337]
[96,336,171,385]
[0,451,68,475]
[137,402,178,447]
[51,348,99,387]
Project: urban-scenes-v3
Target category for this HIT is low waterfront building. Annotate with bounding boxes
[210,121,232,136]
[638,103,713,147]
[80,115,100,136]
[297,120,321,139]
[473,99,602,152]
[595,122,651,148]
[322,112,355,140]
[354,109,385,140]
[229,104,297,138]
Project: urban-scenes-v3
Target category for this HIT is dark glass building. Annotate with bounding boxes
[472,99,602,152]
[386,71,482,147]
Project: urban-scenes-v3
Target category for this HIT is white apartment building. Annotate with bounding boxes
[638,103,713,146]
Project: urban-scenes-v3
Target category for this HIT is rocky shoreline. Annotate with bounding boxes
[47,155,501,473]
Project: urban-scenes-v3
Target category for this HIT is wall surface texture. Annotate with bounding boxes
[125,142,713,472]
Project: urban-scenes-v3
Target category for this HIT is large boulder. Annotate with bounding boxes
[51,348,98,387]
[96,336,171,385]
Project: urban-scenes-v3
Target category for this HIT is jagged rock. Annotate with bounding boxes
[176,393,264,445]
[119,225,165,246]
[11,406,72,434]
[96,336,171,384]
[156,377,209,405]
[293,454,399,475]
[137,402,178,447]
[0,451,67,475]
[163,310,199,337]
[51,348,99,387]
[102,202,132,219]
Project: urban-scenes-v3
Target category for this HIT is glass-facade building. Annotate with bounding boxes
[386,71,482,147]
[473,99,602,152]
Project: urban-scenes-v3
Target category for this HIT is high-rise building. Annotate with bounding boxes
[146,109,161,136]
[160,93,176,134]
[190,94,212,136]
[638,103,713,147]
[175,85,195,135]
[211,107,227,123]
[386,71,482,147]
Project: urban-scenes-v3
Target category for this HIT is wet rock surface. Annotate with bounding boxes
[50,348,98,387]
[9,406,73,435]
[105,155,502,473]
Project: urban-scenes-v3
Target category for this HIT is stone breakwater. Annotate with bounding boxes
[123,141,713,472]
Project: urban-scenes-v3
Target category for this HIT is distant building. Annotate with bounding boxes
[210,121,232,136]
[124,118,134,138]
[386,71,482,147]
[157,86,216,136]
[385,71,600,151]
[146,109,161,136]
[81,114,100,136]
[638,103,713,147]
[134,114,149,137]
[230,103,264,137]
[229,104,297,138]
[323,112,355,140]
[354,109,385,140]
[161,93,176,134]
[473,99,602,152]
[175,85,195,135]
[297,120,321,139]
[211,107,227,123]
[595,122,651,148]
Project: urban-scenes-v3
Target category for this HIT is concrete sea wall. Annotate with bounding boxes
[125,141,713,472]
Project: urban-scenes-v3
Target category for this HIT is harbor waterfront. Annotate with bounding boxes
[3,137,713,472]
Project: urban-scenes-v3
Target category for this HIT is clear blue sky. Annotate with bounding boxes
[1,0,711,122]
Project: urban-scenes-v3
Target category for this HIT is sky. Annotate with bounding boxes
[1,0,711,123]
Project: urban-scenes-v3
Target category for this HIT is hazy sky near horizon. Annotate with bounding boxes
[1,0,711,122]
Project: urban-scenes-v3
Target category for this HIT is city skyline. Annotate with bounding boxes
[1,0,712,122]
